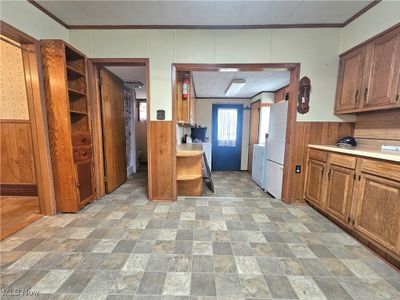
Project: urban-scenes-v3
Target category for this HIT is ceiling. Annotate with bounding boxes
[192,70,290,98]
[105,66,147,99]
[34,0,374,27]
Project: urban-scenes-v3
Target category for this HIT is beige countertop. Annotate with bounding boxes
[177,143,203,157]
[308,144,400,163]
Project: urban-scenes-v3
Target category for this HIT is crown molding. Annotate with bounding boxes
[27,0,381,31]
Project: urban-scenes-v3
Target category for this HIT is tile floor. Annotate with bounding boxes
[1,171,399,299]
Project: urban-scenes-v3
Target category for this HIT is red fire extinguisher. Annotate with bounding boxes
[182,75,189,100]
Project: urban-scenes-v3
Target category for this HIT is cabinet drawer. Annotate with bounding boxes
[360,158,400,182]
[72,132,91,146]
[329,153,356,169]
[309,149,328,162]
[73,146,92,162]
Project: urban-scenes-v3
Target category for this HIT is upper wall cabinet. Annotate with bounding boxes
[335,47,365,112]
[335,26,400,114]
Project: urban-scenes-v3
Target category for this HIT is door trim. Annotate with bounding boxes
[88,58,150,199]
[211,103,243,171]
[172,63,300,204]
[0,21,56,215]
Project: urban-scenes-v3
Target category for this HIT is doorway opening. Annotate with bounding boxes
[173,63,299,201]
[88,59,149,198]
[0,22,55,239]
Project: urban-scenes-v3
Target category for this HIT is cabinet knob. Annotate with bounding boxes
[355,90,359,103]
[82,137,86,142]
[363,88,368,101]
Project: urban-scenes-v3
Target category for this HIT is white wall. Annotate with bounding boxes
[340,1,400,53]
[195,99,251,170]
[251,92,275,104]
[0,0,69,41]
[2,0,398,124]
[69,28,348,122]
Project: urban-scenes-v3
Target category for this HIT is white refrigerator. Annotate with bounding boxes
[265,101,288,199]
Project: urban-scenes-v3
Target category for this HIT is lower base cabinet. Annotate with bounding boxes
[325,165,355,225]
[354,174,400,255]
[305,148,400,265]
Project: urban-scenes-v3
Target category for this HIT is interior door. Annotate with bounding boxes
[99,68,127,193]
[248,100,260,172]
[212,104,243,171]
[362,28,400,108]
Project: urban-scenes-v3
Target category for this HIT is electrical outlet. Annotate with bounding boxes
[295,165,301,173]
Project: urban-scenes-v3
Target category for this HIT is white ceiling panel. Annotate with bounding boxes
[193,70,290,98]
[105,66,147,99]
[35,1,373,27]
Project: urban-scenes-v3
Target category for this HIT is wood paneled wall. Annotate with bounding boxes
[0,121,36,184]
[283,121,354,203]
[148,121,176,200]
[354,110,400,141]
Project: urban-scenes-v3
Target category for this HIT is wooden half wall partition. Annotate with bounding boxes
[282,121,355,203]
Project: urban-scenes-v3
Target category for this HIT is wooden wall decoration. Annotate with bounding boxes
[297,76,311,114]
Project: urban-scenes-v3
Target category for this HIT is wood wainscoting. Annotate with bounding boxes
[0,121,37,193]
[354,109,400,141]
[282,121,355,203]
[148,121,176,200]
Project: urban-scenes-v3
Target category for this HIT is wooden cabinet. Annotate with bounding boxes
[305,148,400,265]
[275,85,289,103]
[41,40,95,212]
[177,72,196,126]
[335,48,365,112]
[325,165,355,224]
[354,174,400,254]
[176,144,203,196]
[335,25,400,114]
[362,28,400,109]
[304,159,326,207]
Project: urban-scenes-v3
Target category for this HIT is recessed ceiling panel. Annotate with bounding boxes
[105,66,147,98]
[193,70,290,98]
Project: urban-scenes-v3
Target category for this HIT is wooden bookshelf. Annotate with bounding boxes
[41,40,95,212]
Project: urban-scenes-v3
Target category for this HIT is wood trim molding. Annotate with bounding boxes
[27,0,381,30]
[68,24,343,30]
[0,184,38,196]
[27,0,69,29]
[342,0,382,26]
[0,119,31,123]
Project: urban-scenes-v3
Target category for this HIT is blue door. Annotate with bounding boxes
[212,104,243,171]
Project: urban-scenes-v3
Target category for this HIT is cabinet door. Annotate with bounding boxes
[354,174,400,254]
[325,165,355,225]
[76,160,95,204]
[362,28,400,108]
[305,160,326,207]
[335,47,365,112]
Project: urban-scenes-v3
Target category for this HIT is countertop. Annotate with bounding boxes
[177,143,203,157]
[308,144,400,163]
